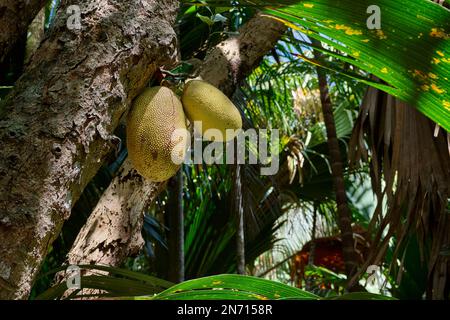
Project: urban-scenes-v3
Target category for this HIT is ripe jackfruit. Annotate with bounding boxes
[127,86,188,182]
[181,80,242,141]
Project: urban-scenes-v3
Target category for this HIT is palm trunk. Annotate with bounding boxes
[313,41,359,286]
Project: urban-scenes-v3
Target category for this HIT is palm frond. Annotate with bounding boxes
[349,85,450,298]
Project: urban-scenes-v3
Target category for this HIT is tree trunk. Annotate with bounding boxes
[0,0,180,299]
[60,12,286,277]
[167,169,184,283]
[0,0,48,63]
[313,42,359,286]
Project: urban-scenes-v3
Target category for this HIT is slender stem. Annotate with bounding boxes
[235,159,246,275]
[306,203,318,290]
[308,203,318,266]
[167,168,185,283]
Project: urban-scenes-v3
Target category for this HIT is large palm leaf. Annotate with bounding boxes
[189,0,450,130]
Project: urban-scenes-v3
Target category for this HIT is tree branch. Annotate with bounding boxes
[198,12,286,94]
[66,159,166,267]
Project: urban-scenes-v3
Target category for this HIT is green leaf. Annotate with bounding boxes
[33,264,173,300]
[34,282,69,300]
[265,0,450,131]
[184,5,197,15]
[215,7,233,14]
[150,274,319,300]
[73,264,173,288]
[196,13,215,26]
[35,269,395,300]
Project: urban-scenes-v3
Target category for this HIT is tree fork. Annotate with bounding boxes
[61,12,286,278]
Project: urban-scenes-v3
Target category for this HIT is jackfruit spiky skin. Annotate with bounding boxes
[181,80,242,142]
[127,86,188,182]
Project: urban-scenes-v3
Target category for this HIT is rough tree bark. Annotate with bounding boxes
[61,12,286,276]
[0,0,48,63]
[197,13,287,96]
[66,159,166,267]
[0,0,180,299]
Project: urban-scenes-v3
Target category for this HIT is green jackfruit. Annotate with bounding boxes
[127,86,188,182]
[181,80,242,141]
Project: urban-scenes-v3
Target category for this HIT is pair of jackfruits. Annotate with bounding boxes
[127,80,242,182]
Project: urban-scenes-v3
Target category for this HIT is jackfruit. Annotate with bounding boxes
[127,86,188,182]
[181,80,242,141]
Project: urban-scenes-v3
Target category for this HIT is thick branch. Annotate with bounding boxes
[0,0,179,299]
[198,12,287,95]
[67,159,165,267]
[0,0,48,63]
[62,12,286,275]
